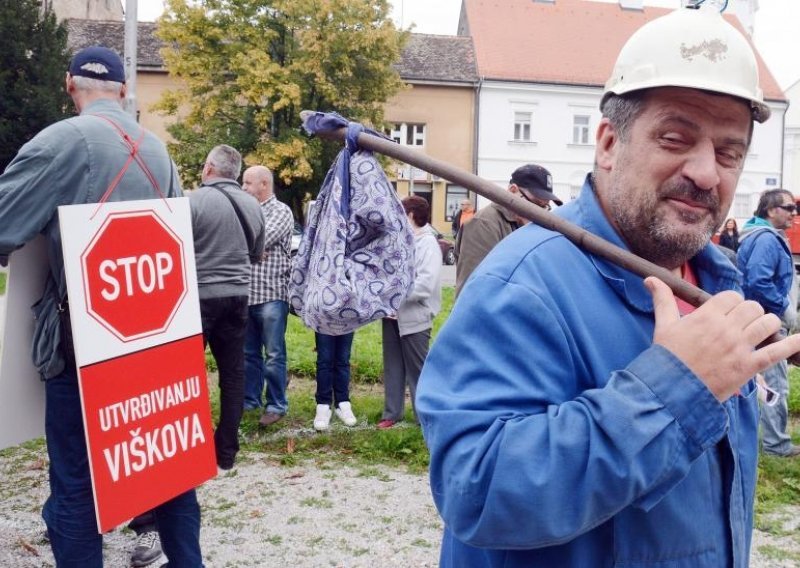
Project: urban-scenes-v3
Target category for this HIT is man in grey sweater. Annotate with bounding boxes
[189,145,265,470]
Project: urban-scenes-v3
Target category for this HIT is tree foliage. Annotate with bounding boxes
[0,0,71,172]
[156,0,408,216]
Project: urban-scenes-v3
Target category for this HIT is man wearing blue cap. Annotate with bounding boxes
[0,46,204,566]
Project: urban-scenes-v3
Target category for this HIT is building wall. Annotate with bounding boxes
[784,80,800,195]
[476,80,787,226]
[384,83,475,234]
[134,71,180,142]
[45,0,122,20]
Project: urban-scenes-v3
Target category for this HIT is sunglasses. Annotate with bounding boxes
[776,204,797,213]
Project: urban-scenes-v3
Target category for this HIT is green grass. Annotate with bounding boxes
[0,271,6,295]
[755,367,800,529]
[203,288,456,473]
[208,377,430,473]
[285,287,455,384]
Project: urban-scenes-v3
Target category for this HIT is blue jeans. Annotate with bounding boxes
[315,332,354,406]
[761,357,792,455]
[43,367,203,567]
[244,300,289,414]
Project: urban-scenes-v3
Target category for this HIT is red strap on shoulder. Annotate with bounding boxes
[88,114,173,218]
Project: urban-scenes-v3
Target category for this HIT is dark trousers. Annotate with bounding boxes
[42,367,203,567]
[314,332,354,406]
[381,319,431,422]
[200,295,248,469]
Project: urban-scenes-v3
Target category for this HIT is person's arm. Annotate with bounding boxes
[404,236,441,304]
[263,203,293,251]
[743,236,789,317]
[417,270,795,549]
[454,217,497,296]
[0,127,75,259]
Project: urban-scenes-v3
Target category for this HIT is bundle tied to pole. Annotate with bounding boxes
[299,110,795,360]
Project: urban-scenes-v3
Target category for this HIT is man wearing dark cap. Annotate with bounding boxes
[454,163,561,296]
[0,46,204,566]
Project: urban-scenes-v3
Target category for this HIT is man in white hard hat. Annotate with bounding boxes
[417,7,798,567]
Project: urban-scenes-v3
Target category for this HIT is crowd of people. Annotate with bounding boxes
[1,4,799,567]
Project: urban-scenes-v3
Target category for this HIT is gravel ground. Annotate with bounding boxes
[0,441,798,567]
[0,443,442,567]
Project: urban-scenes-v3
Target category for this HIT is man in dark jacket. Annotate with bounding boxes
[454,164,560,297]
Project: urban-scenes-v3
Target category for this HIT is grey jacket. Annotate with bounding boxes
[189,178,265,299]
[398,230,442,336]
[0,98,182,378]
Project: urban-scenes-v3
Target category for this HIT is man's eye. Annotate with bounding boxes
[717,151,742,168]
[661,135,686,146]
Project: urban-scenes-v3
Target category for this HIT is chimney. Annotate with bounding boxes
[619,0,644,9]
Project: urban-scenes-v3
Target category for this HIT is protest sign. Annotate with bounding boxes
[59,198,216,532]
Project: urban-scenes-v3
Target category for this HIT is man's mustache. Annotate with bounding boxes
[661,181,719,211]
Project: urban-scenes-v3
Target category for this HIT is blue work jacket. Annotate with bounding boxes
[417,177,758,567]
[737,220,793,318]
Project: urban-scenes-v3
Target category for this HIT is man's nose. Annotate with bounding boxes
[681,140,720,191]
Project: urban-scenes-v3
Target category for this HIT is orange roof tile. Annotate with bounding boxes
[462,0,784,102]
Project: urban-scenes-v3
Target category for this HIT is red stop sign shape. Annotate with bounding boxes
[81,210,187,342]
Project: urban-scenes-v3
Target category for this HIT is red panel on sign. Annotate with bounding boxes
[79,334,216,532]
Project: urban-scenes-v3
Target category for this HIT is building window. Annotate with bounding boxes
[388,123,426,147]
[446,185,469,222]
[733,193,752,218]
[513,112,532,142]
[572,115,590,145]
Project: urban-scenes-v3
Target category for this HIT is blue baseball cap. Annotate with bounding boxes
[69,46,126,83]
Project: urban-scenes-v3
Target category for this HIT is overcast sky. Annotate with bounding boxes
[134,0,800,89]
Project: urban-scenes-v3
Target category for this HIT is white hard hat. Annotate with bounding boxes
[601,7,770,123]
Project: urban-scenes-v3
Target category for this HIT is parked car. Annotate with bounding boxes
[433,229,456,265]
[291,223,303,256]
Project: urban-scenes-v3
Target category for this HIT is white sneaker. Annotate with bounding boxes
[334,401,357,427]
[313,404,332,431]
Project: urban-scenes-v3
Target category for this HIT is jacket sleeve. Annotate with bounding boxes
[454,217,499,296]
[742,235,789,317]
[263,203,293,252]
[405,235,441,304]
[0,127,77,262]
[416,273,729,549]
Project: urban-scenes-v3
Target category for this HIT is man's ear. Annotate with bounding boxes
[508,183,520,196]
[119,83,127,100]
[595,118,618,173]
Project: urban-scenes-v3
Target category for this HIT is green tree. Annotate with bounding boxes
[0,0,71,172]
[156,0,407,217]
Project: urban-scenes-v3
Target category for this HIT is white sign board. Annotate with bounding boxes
[59,197,216,533]
[0,236,49,449]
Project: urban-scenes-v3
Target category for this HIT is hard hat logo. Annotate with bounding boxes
[601,8,770,123]
[680,40,727,63]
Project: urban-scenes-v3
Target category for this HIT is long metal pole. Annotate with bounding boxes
[302,113,710,307]
[301,110,797,361]
[123,0,138,119]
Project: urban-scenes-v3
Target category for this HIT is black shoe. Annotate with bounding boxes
[131,530,163,567]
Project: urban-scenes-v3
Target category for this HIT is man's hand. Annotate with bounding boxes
[645,277,800,401]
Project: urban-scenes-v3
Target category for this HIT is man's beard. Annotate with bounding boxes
[607,178,721,269]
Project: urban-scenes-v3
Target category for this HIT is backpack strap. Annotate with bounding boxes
[206,182,260,263]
